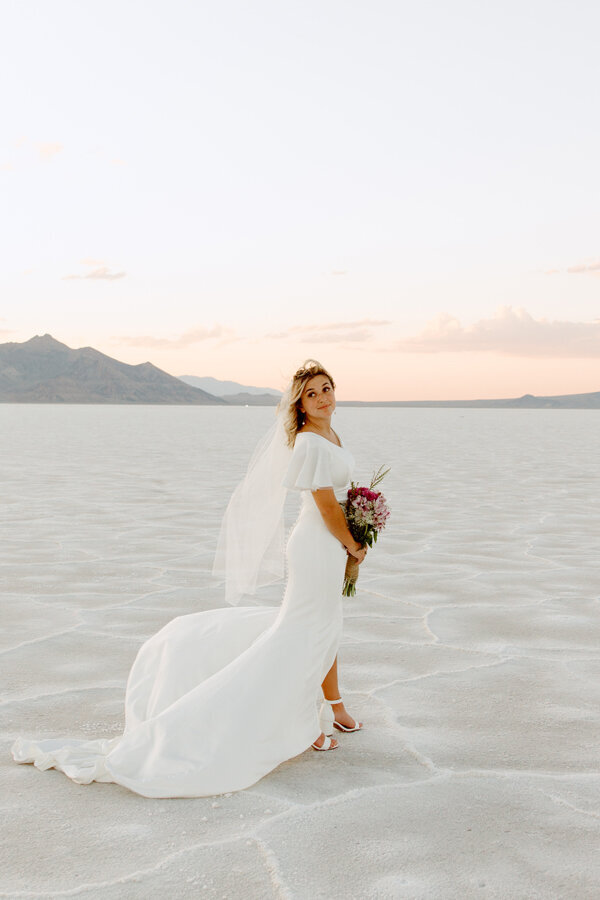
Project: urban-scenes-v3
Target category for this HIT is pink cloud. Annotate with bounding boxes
[63,266,126,281]
[37,142,63,161]
[112,326,235,348]
[267,319,391,344]
[395,307,600,358]
[567,261,600,274]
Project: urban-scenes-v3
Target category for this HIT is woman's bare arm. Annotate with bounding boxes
[311,488,367,563]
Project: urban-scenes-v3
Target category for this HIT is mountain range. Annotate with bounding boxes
[338,392,600,409]
[0,335,598,407]
[0,335,222,404]
[178,374,281,406]
[179,374,281,397]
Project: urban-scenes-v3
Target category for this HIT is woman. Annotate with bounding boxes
[12,360,365,797]
[283,363,366,744]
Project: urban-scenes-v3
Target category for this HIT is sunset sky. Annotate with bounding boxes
[1,0,599,400]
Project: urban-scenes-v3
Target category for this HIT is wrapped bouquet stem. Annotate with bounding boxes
[343,554,360,595]
[342,465,391,596]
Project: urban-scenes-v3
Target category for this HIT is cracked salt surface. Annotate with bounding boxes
[1,405,600,899]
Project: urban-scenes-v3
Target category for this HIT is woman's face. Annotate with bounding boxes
[299,374,336,422]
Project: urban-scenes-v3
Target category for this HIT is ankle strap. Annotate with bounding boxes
[323,697,343,705]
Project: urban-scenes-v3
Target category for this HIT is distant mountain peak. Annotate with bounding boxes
[22,334,75,356]
[27,333,65,345]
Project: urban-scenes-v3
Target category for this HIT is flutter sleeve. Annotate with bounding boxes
[282,434,334,492]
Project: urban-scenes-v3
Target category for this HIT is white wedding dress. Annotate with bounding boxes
[12,432,355,798]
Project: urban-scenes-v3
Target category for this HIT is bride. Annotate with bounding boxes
[12,360,366,798]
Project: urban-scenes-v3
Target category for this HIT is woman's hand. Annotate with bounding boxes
[347,543,367,564]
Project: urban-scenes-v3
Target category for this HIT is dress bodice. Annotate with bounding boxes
[283,431,354,503]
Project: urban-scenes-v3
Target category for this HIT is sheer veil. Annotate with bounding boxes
[212,409,292,605]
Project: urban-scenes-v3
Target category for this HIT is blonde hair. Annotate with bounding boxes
[277,359,336,447]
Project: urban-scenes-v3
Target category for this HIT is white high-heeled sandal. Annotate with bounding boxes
[319,697,363,735]
[311,733,338,751]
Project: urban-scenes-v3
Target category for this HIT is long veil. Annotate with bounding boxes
[212,413,292,605]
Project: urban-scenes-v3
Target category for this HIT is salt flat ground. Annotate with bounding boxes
[1,405,599,900]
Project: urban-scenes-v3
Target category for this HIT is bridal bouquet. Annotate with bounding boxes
[342,465,391,596]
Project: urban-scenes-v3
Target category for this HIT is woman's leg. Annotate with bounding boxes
[321,655,341,700]
[321,656,362,730]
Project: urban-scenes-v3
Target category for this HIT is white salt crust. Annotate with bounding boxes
[1,404,600,899]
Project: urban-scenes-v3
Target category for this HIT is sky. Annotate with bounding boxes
[1,0,599,400]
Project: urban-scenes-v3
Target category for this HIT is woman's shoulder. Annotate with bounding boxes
[295,429,342,448]
[294,429,316,444]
